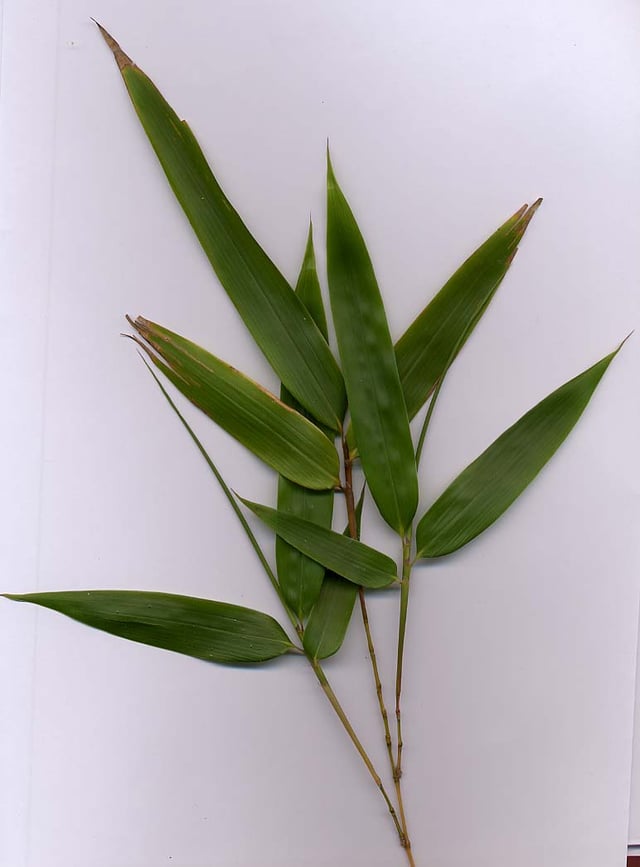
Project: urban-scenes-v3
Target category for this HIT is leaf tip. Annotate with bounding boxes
[326,142,336,187]
[127,314,152,340]
[92,20,134,72]
[513,197,543,240]
[617,331,634,352]
[124,314,150,345]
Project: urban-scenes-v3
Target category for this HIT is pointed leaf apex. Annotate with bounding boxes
[236,492,253,509]
[304,220,315,261]
[617,331,633,352]
[326,146,337,187]
[91,18,135,72]
[512,197,543,240]
[93,20,134,72]
[511,203,529,222]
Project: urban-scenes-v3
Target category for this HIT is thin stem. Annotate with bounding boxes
[341,435,395,773]
[393,537,416,860]
[395,534,413,778]
[308,654,406,846]
[359,586,395,767]
[342,438,416,860]
[341,435,359,538]
[394,777,415,866]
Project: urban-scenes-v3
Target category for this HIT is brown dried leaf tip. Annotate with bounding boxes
[91,19,134,72]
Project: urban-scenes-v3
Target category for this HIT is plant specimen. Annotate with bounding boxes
[3,24,626,866]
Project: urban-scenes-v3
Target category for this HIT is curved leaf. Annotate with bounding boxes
[129,316,340,490]
[4,591,295,665]
[416,343,623,558]
[326,152,417,534]
[96,24,345,430]
[396,200,542,420]
[241,498,397,589]
[277,224,334,619]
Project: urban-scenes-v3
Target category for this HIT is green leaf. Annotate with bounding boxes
[4,590,295,665]
[96,24,345,431]
[416,343,623,558]
[241,498,397,589]
[303,489,365,660]
[294,222,329,341]
[326,152,417,534]
[277,224,334,619]
[344,201,541,458]
[303,574,357,660]
[276,480,334,619]
[396,200,542,421]
[129,317,340,491]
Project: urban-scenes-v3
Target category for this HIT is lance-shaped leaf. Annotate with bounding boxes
[303,490,364,660]
[277,225,334,619]
[96,24,346,430]
[241,498,397,589]
[129,316,340,491]
[326,153,417,534]
[4,591,295,665]
[344,201,541,458]
[396,200,542,421]
[416,343,623,558]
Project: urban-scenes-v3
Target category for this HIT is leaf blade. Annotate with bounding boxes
[242,498,397,589]
[129,317,340,491]
[276,224,335,619]
[416,344,622,558]
[326,153,417,533]
[294,222,329,340]
[97,24,346,430]
[396,200,542,420]
[5,591,294,665]
[276,480,334,620]
[303,574,358,659]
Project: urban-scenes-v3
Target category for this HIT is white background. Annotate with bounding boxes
[1,2,639,866]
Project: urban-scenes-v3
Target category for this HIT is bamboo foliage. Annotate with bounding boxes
[2,23,626,867]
